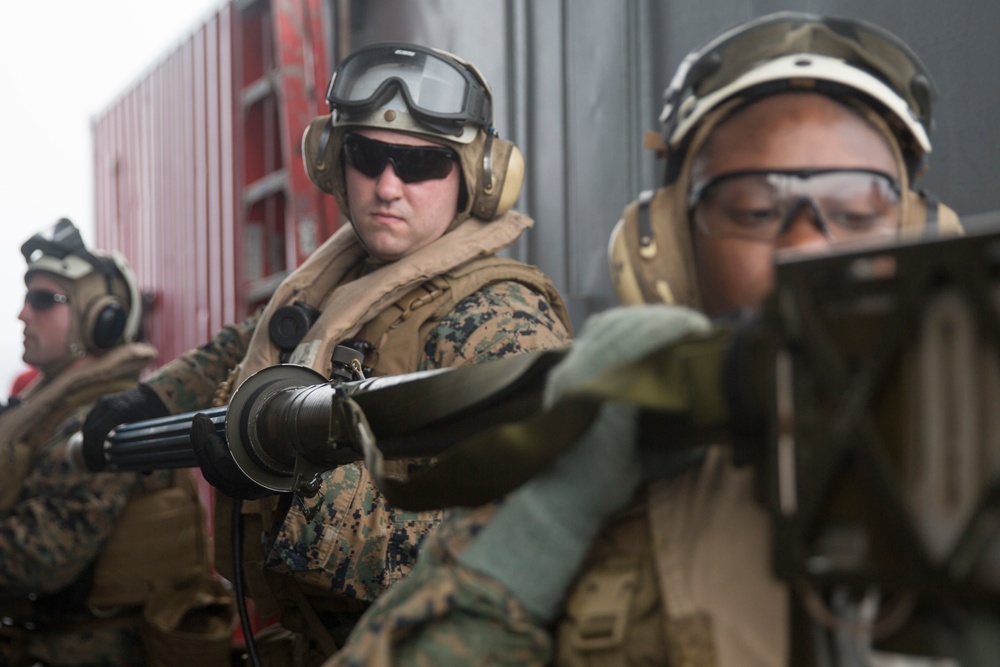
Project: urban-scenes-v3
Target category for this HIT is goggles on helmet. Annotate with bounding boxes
[327,43,492,139]
[660,12,935,164]
[689,168,901,243]
[342,132,458,183]
[21,218,89,264]
[21,218,108,282]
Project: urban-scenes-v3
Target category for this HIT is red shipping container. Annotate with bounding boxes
[93,0,340,366]
[91,2,341,645]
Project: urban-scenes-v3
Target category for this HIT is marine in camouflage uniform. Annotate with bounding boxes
[140,226,570,640]
[83,43,572,663]
[0,220,180,667]
[143,273,569,578]
[0,391,167,667]
[324,13,997,667]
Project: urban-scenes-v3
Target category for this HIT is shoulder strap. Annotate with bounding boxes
[920,189,940,234]
[637,188,657,257]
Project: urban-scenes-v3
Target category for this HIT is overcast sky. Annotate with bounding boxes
[0,0,222,399]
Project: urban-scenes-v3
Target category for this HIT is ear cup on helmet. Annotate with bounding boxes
[85,295,128,351]
[900,189,962,237]
[607,187,701,309]
[608,216,648,307]
[302,115,337,195]
[303,112,525,222]
[471,138,524,221]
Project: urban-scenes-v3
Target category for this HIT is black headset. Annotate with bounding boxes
[84,255,133,351]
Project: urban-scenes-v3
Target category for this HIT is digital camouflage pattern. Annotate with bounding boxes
[265,280,569,601]
[323,504,551,667]
[145,312,259,413]
[141,279,569,618]
[147,281,570,412]
[418,280,570,370]
[156,282,568,586]
[0,376,171,666]
[0,406,141,590]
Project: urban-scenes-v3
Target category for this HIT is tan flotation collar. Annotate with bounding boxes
[0,343,157,511]
[233,211,537,386]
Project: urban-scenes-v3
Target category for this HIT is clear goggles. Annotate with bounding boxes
[327,43,492,138]
[688,168,902,242]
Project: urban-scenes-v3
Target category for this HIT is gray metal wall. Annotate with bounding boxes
[337,0,1000,330]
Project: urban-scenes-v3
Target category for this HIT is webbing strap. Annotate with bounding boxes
[285,580,340,657]
[920,189,940,235]
[637,189,657,256]
[366,327,734,511]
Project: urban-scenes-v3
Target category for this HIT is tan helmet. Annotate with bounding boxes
[302,42,525,228]
[609,11,960,307]
[22,218,142,360]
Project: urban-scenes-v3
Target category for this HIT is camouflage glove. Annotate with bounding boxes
[80,384,170,472]
[458,305,712,620]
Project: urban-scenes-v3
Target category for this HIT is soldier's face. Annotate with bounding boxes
[19,274,72,370]
[345,128,461,262]
[689,93,901,316]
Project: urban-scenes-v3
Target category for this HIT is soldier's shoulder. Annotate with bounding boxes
[422,281,571,368]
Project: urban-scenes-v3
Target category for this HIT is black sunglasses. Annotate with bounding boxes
[25,290,70,311]
[342,132,458,183]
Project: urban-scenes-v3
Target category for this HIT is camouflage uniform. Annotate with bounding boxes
[143,256,571,654]
[323,503,551,667]
[150,281,569,411]
[320,455,753,667]
[0,344,170,667]
[329,450,1000,667]
[320,300,1000,667]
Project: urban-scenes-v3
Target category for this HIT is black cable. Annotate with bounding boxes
[232,497,263,667]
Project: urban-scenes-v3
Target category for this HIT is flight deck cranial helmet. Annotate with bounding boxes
[609,12,960,307]
[21,218,142,361]
[302,42,525,228]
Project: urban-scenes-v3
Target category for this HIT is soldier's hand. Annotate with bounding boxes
[458,305,713,620]
[81,385,170,471]
[190,412,272,500]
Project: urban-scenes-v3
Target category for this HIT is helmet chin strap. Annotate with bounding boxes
[482,132,495,193]
[316,116,334,169]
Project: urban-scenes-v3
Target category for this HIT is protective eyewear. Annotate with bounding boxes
[25,290,70,311]
[342,132,458,183]
[327,43,491,137]
[689,169,902,242]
